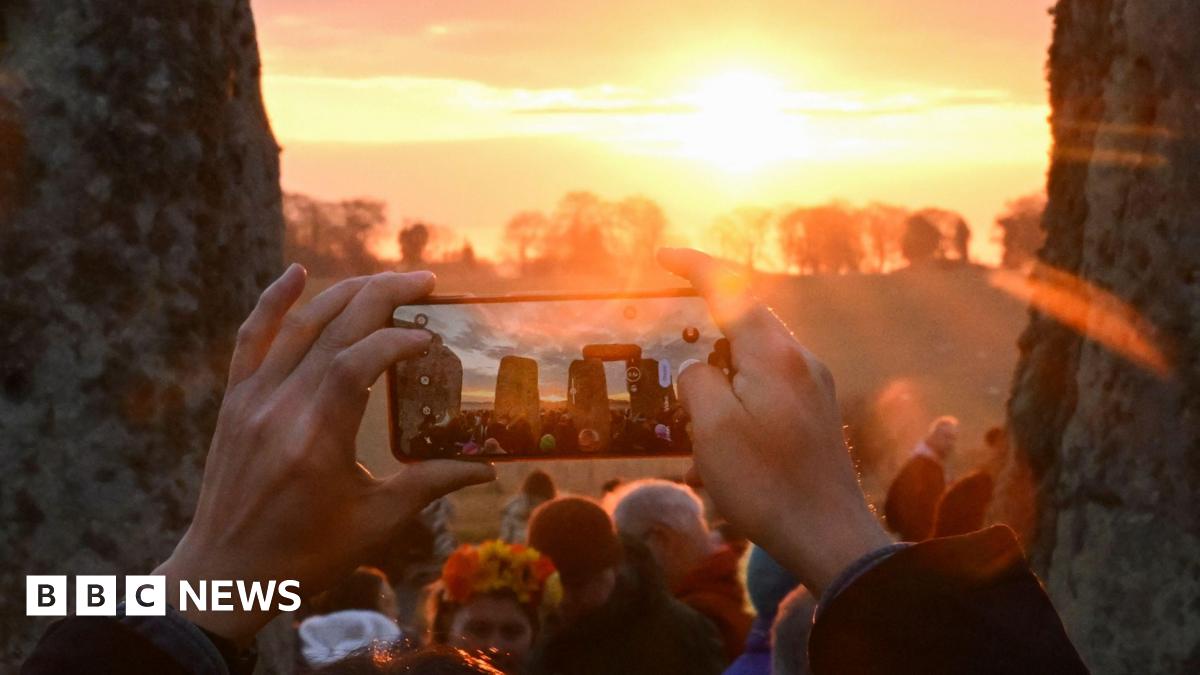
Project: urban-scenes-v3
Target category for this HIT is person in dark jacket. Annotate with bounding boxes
[525,497,726,675]
[24,258,1088,674]
[932,426,1008,537]
[884,416,958,541]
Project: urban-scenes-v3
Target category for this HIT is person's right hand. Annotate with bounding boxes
[659,248,892,598]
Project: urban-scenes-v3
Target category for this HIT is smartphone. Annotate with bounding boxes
[386,290,728,462]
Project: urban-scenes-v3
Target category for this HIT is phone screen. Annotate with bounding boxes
[387,293,722,461]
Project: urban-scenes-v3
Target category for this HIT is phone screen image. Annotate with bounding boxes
[387,293,723,461]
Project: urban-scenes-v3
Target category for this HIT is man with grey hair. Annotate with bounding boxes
[608,479,752,660]
[884,415,959,541]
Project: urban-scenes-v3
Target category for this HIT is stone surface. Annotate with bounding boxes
[568,358,610,450]
[494,355,540,439]
[1001,1,1200,671]
[392,334,463,457]
[0,0,282,664]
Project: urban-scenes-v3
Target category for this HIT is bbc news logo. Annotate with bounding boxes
[26,576,301,616]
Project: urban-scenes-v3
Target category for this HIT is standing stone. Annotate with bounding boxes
[392,334,463,457]
[494,355,540,439]
[567,358,610,450]
[629,358,676,420]
[0,0,282,663]
[1001,1,1200,671]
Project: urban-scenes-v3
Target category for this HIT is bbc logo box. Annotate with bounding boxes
[26,575,165,616]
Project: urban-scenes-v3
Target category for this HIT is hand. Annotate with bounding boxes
[659,248,891,598]
[155,266,495,644]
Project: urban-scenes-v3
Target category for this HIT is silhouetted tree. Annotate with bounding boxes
[283,193,385,275]
[614,195,667,269]
[861,202,909,272]
[551,191,612,274]
[900,212,944,265]
[778,202,864,274]
[504,210,549,275]
[711,206,771,271]
[399,222,430,267]
[995,193,1047,269]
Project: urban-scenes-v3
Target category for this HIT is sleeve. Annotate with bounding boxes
[22,604,256,675]
[806,526,1089,675]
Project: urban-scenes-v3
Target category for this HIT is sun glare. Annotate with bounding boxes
[673,70,809,172]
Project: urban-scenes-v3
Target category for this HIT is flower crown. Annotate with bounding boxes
[441,540,562,610]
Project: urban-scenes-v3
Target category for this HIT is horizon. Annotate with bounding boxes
[255,1,1055,266]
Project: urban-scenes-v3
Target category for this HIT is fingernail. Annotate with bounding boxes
[678,358,700,379]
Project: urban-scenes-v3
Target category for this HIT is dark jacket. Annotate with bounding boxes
[884,453,945,541]
[528,538,727,675]
[673,545,753,661]
[933,469,995,538]
[808,526,1089,674]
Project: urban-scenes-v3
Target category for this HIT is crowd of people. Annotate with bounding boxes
[407,405,692,460]
[21,251,1091,674]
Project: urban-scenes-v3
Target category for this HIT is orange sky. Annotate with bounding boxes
[253,0,1054,265]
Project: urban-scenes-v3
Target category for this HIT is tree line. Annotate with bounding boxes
[282,190,1047,277]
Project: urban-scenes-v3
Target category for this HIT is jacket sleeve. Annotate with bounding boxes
[806,526,1089,675]
[22,604,255,675]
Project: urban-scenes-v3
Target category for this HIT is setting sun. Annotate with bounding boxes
[673,70,809,172]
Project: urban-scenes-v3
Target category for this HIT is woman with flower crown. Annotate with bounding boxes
[426,540,562,674]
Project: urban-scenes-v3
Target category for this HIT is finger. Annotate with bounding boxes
[379,460,497,517]
[657,248,791,369]
[227,263,307,387]
[676,359,741,439]
[292,272,436,390]
[253,276,371,387]
[313,328,433,447]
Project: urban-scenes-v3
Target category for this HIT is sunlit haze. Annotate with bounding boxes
[255,0,1054,265]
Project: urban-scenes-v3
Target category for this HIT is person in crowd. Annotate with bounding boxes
[482,438,507,455]
[426,541,560,674]
[552,414,578,453]
[722,547,800,675]
[505,417,536,455]
[525,497,727,675]
[498,470,558,544]
[537,434,556,454]
[884,415,959,541]
[769,586,817,675]
[298,567,403,671]
[24,254,1088,674]
[933,425,1008,537]
[606,479,752,660]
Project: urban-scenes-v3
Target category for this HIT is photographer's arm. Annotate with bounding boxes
[23,267,495,673]
[659,248,1088,674]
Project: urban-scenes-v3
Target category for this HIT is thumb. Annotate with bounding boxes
[676,359,739,430]
[383,460,497,511]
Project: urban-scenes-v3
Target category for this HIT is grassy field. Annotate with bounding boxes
[304,265,1030,542]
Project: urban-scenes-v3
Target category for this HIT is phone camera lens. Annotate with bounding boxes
[419,375,431,386]
[626,366,642,383]
[682,326,700,343]
[421,405,432,416]
[414,313,428,327]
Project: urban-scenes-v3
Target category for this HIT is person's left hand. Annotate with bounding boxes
[155,265,495,645]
